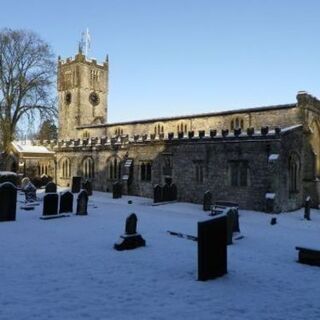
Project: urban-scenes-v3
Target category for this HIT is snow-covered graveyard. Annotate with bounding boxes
[0,189,319,320]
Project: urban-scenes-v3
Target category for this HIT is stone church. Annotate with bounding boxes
[15,50,320,212]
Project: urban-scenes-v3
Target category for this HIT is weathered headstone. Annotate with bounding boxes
[226,209,237,245]
[114,213,146,251]
[304,196,311,221]
[113,181,122,199]
[42,193,59,216]
[76,190,88,215]
[71,176,82,193]
[203,191,212,211]
[59,191,74,214]
[0,182,17,222]
[24,182,37,203]
[153,184,162,203]
[45,181,57,193]
[198,214,227,281]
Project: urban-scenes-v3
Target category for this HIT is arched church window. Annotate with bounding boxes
[154,123,165,135]
[177,122,188,134]
[83,131,90,139]
[60,157,71,179]
[230,117,244,130]
[82,157,94,179]
[140,161,152,181]
[107,157,122,180]
[289,153,300,193]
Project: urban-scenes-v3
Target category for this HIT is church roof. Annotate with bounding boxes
[11,141,55,158]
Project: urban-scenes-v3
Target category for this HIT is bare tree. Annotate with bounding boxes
[0,28,56,154]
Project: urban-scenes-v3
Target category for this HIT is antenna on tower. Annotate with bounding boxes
[79,28,91,56]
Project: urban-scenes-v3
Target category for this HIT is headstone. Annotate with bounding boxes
[198,214,227,281]
[169,183,177,201]
[112,181,122,199]
[82,179,93,196]
[24,182,37,203]
[125,213,137,235]
[41,175,51,187]
[21,177,30,189]
[45,181,57,193]
[42,193,58,216]
[76,190,88,215]
[59,191,74,214]
[270,217,277,225]
[304,196,311,220]
[0,182,17,222]
[114,213,146,251]
[153,184,162,203]
[203,190,212,211]
[226,209,237,245]
[71,176,82,193]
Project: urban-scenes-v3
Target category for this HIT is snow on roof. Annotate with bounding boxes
[268,154,279,161]
[0,171,17,176]
[11,141,54,155]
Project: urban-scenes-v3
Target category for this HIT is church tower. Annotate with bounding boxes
[57,50,108,139]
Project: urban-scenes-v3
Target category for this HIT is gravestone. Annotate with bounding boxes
[125,213,137,234]
[59,191,74,214]
[42,193,58,216]
[114,213,146,251]
[71,176,82,193]
[76,190,88,215]
[82,179,93,196]
[169,183,177,201]
[0,182,17,222]
[45,181,57,193]
[113,181,122,199]
[304,196,311,221]
[198,214,227,281]
[21,177,30,189]
[226,209,237,245]
[203,191,212,211]
[24,182,37,203]
[41,175,51,187]
[153,184,162,203]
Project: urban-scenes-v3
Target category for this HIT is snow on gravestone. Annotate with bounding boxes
[0,182,17,222]
[23,182,37,203]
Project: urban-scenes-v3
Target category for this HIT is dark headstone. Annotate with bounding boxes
[198,215,227,281]
[42,193,58,216]
[0,182,17,222]
[24,182,37,203]
[0,172,17,186]
[125,213,137,235]
[203,190,212,211]
[114,213,146,251]
[41,175,51,187]
[76,190,88,215]
[113,181,122,199]
[304,196,311,220]
[226,209,238,245]
[59,191,74,214]
[45,181,57,193]
[71,176,82,193]
[153,184,162,203]
[82,179,93,196]
[270,217,277,225]
[169,183,177,201]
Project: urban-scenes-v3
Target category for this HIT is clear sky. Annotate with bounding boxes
[1,0,320,123]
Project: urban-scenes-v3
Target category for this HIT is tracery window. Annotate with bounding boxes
[82,157,95,179]
[231,117,244,131]
[229,160,249,187]
[114,128,124,136]
[154,123,164,135]
[60,157,71,179]
[194,162,204,183]
[107,157,122,180]
[177,122,188,134]
[140,162,152,181]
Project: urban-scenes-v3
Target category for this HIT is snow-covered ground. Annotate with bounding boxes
[0,190,319,320]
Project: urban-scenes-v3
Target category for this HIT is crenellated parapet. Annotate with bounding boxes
[50,125,301,152]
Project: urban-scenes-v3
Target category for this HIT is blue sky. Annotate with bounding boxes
[1,0,320,123]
